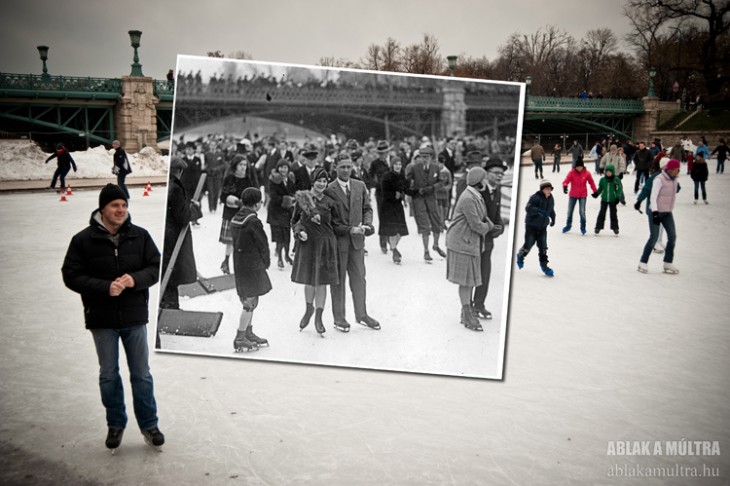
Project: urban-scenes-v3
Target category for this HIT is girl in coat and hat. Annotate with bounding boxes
[267,158,296,268]
[445,167,495,331]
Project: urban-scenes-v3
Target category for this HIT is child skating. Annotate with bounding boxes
[592,164,625,235]
[516,179,556,277]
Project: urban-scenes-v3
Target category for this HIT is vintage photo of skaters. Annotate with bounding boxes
[158,56,524,379]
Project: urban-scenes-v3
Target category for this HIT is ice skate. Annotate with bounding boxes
[471,305,492,320]
[594,228,600,235]
[540,264,555,277]
[142,427,165,452]
[653,242,665,254]
[105,427,124,454]
[637,262,648,273]
[299,303,314,331]
[613,229,619,236]
[581,229,586,235]
[432,245,446,258]
[245,326,269,347]
[333,320,351,332]
[314,308,326,337]
[516,252,524,269]
[562,225,571,233]
[392,248,402,264]
[704,199,709,205]
[693,200,698,205]
[663,262,679,274]
[356,315,381,330]
[233,330,259,352]
[277,257,284,270]
[461,305,483,331]
[423,250,433,263]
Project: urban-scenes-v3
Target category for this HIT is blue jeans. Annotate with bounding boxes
[693,180,707,200]
[718,158,725,174]
[565,197,587,231]
[532,159,543,177]
[594,157,600,173]
[90,325,158,430]
[51,167,70,189]
[640,212,676,264]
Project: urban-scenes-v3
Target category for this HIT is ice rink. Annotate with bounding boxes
[1,164,728,485]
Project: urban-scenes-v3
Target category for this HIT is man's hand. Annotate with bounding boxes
[117,274,136,288]
[109,280,125,297]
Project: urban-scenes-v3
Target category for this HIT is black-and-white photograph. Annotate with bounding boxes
[157,56,523,379]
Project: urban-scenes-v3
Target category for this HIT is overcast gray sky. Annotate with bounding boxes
[2,0,634,80]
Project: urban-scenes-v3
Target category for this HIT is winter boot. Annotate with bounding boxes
[314,308,326,336]
[233,330,258,352]
[663,262,679,274]
[461,305,483,331]
[245,326,269,347]
[299,303,315,331]
[540,264,555,277]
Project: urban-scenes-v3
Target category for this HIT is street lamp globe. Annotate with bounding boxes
[447,55,457,77]
[37,45,50,79]
[648,66,657,98]
[128,30,144,76]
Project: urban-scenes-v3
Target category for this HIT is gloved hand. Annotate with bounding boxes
[592,192,599,198]
[363,224,375,236]
[620,198,626,206]
[633,201,641,211]
[652,211,660,225]
[563,186,568,194]
[550,219,555,227]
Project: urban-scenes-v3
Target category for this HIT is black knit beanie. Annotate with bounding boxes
[99,184,128,209]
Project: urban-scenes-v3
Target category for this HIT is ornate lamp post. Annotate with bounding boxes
[128,30,144,76]
[37,45,50,80]
[447,55,457,77]
[525,76,532,97]
[648,66,656,98]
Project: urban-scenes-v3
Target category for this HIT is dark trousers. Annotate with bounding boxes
[206,175,223,212]
[532,159,543,178]
[330,243,367,322]
[472,238,494,307]
[375,190,387,249]
[635,169,649,192]
[519,227,548,265]
[117,172,130,198]
[51,167,70,189]
[552,155,561,172]
[595,201,618,231]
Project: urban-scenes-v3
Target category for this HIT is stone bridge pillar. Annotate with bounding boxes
[634,96,659,143]
[115,76,159,153]
[441,84,466,138]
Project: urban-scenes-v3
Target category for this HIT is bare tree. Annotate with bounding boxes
[401,34,444,74]
[319,56,359,69]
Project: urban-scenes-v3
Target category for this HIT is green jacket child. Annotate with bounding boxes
[593,164,624,203]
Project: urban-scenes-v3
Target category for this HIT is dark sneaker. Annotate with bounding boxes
[105,427,124,449]
[142,427,165,447]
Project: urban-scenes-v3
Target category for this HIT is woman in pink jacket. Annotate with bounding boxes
[560,159,597,235]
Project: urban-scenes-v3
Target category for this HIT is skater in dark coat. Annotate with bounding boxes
[61,183,164,451]
[690,154,709,203]
[405,146,446,261]
[369,141,392,253]
[445,167,495,331]
[219,156,256,275]
[231,187,271,352]
[160,158,198,309]
[266,159,296,269]
[111,140,132,199]
[516,179,556,277]
[45,142,77,191]
[378,156,411,264]
[290,167,340,335]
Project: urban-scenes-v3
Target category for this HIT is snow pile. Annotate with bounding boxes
[0,139,169,181]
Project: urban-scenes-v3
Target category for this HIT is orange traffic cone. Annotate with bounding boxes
[143,188,150,197]
[59,193,68,202]
[146,181,153,192]
[66,184,73,195]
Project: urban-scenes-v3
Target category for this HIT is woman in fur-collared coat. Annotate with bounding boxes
[266,159,296,268]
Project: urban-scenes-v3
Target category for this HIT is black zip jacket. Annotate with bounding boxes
[62,210,160,329]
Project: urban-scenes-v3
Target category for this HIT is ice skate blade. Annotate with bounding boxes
[663,269,679,274]
[234,346,259,353]
[637,267,648,274]
[333,324,350,333]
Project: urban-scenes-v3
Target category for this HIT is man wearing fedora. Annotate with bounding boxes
[326,154,381,332]
[368,140,392,253]
[405,146,447,262]
[454,149,485,205]
[471,157,507,320]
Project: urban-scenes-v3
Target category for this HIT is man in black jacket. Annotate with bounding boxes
[632,141,653,194]
[62,184,164,452]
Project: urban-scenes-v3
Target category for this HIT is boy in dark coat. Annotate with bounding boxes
[231,187,271,352]
[516,179,556,277]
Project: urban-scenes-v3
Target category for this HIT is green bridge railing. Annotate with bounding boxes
[526,96,645,114]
